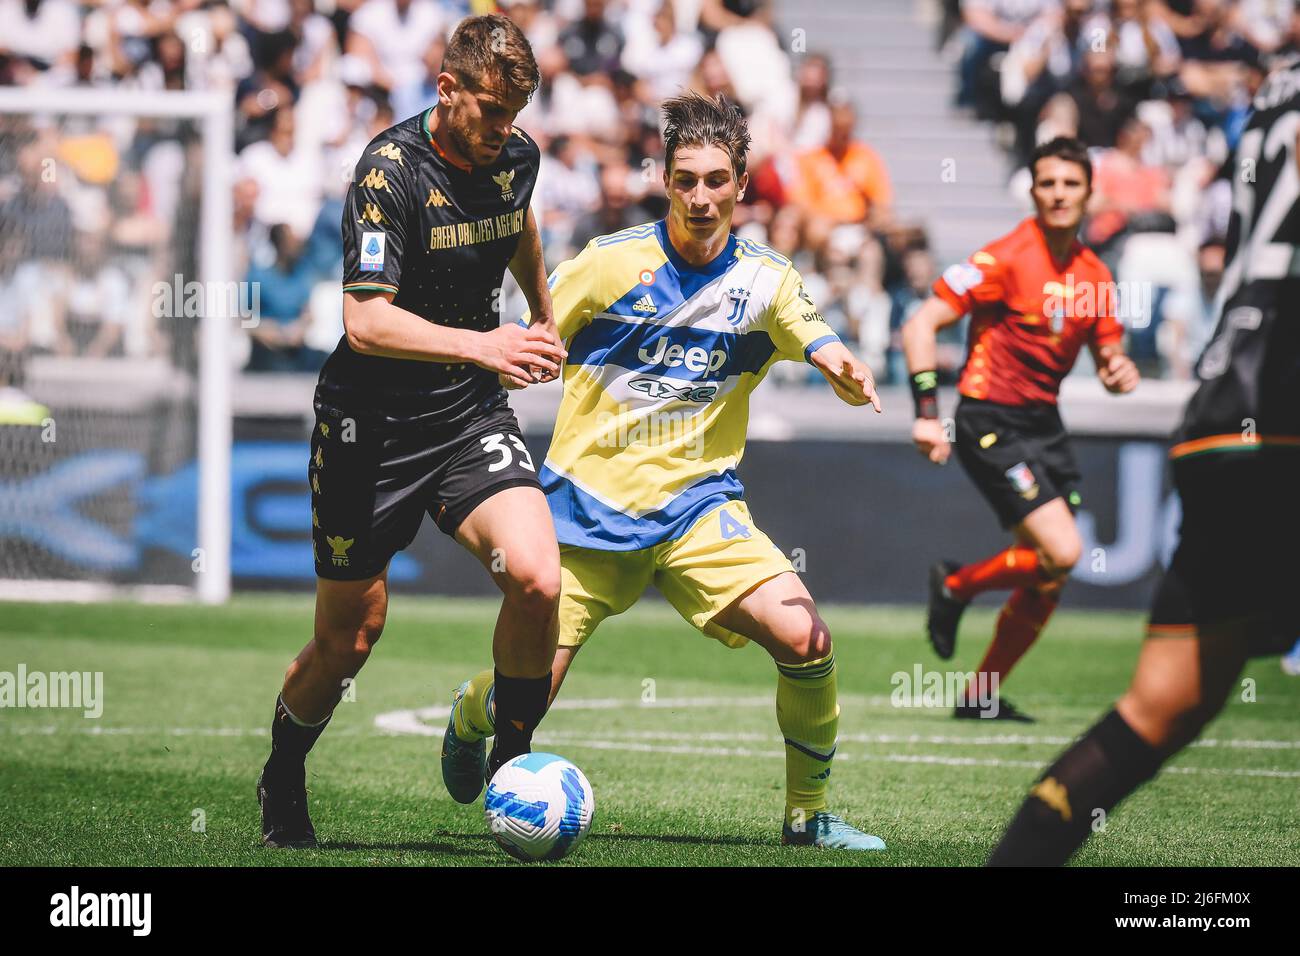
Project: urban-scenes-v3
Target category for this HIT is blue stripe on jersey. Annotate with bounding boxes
[736,236,790,267]
[595,224,656,246]
[803,333,839,362]
[541,465,744,549]
[566,317,777,382]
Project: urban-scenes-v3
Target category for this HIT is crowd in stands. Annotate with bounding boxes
[947,0,1296,378]
[0,0,927,384]
[2,0,1283,385]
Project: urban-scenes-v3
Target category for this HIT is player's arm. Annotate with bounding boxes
[1087,285,1139,395]
[901,296,963,464]
[506,207,564,382]
[344,292,565,386]
[768,265,881,411]
[502,238,602,389]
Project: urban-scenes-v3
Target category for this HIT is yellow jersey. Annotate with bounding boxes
[531,219,838,550]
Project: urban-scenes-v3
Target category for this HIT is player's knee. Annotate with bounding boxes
[1041,534,1082,577]
[502,559,561,618]
[776,614,833,664]
[316,612,385,673]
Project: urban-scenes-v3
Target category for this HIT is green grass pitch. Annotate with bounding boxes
[1,595,1296,867]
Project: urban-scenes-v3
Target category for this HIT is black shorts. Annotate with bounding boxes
[1148,448,1300,656]
[953,398,1081,530]
[309,392,543,581]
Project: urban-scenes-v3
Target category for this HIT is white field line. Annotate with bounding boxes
[4,695,1298,779]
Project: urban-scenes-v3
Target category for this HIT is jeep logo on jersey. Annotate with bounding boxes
[637,338,727,373]
[629,378,718,402]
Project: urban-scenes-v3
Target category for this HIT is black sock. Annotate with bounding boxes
[987,709,1165,866]
[488,669,551,777]
[265,694,331,773]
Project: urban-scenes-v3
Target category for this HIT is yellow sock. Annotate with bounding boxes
[453,668,496,741]
[775,652,838,828]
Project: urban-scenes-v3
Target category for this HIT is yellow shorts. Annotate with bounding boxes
[557,500,795,650]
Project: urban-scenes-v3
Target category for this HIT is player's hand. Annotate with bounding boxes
[476,323,567,389]
[912,417,951,465]
[1098,352,1139,394]
[526,312,563,384]
[813,345,882,412]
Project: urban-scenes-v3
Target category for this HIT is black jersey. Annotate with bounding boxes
[1175,62,1300,454]
[320,108,541,423]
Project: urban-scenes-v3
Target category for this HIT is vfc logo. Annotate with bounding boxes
[326,535,354,567]
[492,168,515,201]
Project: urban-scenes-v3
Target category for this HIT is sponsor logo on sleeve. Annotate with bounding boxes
[942,262,984,296]
[359,231,386,271]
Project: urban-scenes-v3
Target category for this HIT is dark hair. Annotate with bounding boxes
[1030,135,1093,188]
[661,90,751,178]
[442,14,540,101]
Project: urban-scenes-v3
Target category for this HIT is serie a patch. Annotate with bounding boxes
[359,231,386,271]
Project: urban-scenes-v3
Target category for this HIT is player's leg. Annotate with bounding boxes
[259,401,411,848]
[453,485,561,773]
[928,408,1062,658]
[441,540,652,802]
[655,501,883,850]
[987,621,1248,866]
[955,498,1080,720]
[708,571,885,851]
[259,573,391,848]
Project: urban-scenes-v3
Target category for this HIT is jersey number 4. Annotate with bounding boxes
[480,433,535,473]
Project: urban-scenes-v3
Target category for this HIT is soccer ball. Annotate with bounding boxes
[484,752,595,862]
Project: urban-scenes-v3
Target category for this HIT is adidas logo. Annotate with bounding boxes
[632,293,657,314]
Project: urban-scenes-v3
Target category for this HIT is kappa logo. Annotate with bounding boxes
[632,293,657,314]
[425,187,450,208]
[1030,776,1072,822]
[326,535,354,567]
[629,378,718,403]
[358,167,393,192]
[357,203,385,226]
[492,168,515,201]
[371,142,404,166]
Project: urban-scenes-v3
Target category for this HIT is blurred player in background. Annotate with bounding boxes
[258,15,567,849]
[989,58,1300,865]
[903,136,1139,721]
[443,91,891,851]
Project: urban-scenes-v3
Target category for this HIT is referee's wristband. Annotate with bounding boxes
[910,370,939,420]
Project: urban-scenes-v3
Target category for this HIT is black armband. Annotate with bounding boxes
[910,370,939,419]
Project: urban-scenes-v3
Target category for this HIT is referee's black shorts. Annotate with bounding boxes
[1148,447,1300,656]
[308,390,543,581]
[953,397,1082,530]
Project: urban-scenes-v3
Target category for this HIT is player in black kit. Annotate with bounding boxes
[989,57,1300,866]
[258,15,568,848]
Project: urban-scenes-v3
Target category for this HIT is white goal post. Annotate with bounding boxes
[0,87,233,603]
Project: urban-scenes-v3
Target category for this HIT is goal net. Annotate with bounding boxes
[0,88,233,603]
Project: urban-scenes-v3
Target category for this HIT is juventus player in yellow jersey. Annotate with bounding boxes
[444,91,890,850]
